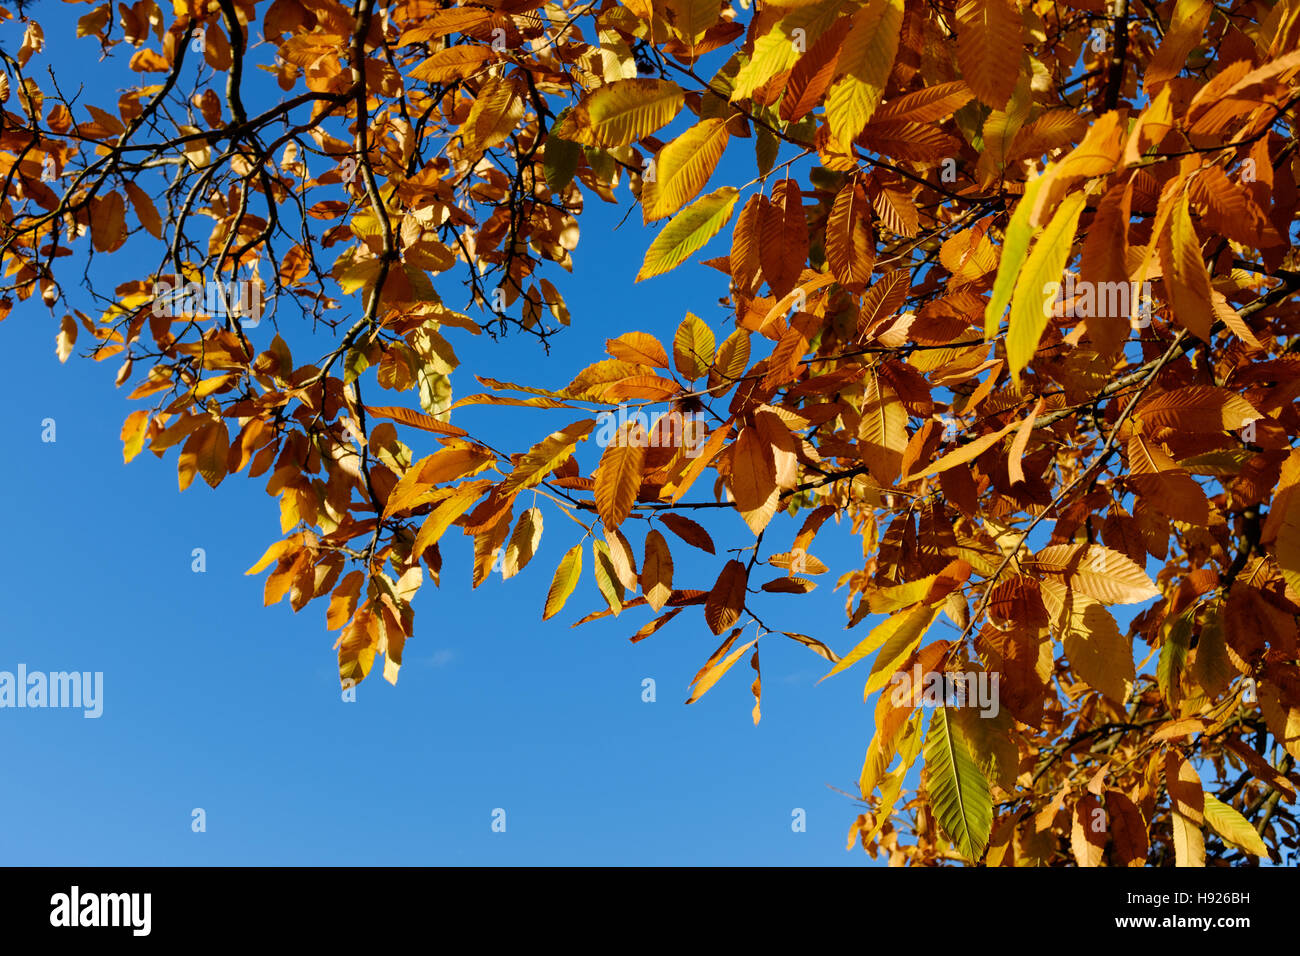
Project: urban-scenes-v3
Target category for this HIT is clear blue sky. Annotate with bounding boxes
[0,5,909,865]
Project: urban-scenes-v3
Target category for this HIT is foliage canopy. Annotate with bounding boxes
[4,0,1300,865]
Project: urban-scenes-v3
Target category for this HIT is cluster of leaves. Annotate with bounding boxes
[3,0,1300,865]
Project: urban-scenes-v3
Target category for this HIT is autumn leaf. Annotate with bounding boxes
[704,559,748,635]
[672,313,715,379]
[1005,191,1086,383]
[687,636,757,705]
[637,187,740,281]
[1203,795,1270,858]
[956,0,1023,109]
[557,78,684,148]
[820,602,936,683]
[642,119,729,222]
[543,544,584,621]
[657,515,714,555]
[503,507,543,579]
[501,420,596,494]
[593,422,646,532]
[825,0,904,146]
[641,529,674,612]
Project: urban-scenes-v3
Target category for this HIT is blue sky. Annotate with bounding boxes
[0,4,911,865]
[1,248,891,866]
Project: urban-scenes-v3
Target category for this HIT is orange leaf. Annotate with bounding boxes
[641,529,674,612]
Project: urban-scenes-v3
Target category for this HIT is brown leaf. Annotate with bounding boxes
[704,559,748,635]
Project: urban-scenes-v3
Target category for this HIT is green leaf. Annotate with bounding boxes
[924,705,993,861]
[1158,604,1195,707]
[591,539,625,615]
[544,128,581,193]
[416,367,452,418]
[1004,190,1086,382]
[344,345,371,384]
[983,172,1046,339]
[1192,602,1234,697]
[1203,795,1270,857]
[636,187,740,282]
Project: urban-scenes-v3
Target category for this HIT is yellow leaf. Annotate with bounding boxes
[182,421,228,489]
[1031,544,1160,605]
[409,46,492,84]
[667,0,720,45]
[1203,795,1270,858]
[124,181,163,239]
[594,422,646,531]
[672,313,715,379]
[821,602,933,682]
[984,173,1046,338]
[730,424,779,534]
[416,446,497,487]
[731,0,842,101]
[1005,190,1086,382]
[862,604,940,698]
[637,187,740,281]
[460,75,522,154]
[714,329,751,385]
[1275,452,1300,599]
[326,571,364,629]
[591,539,625,615]
[1159,190,1215,342]
[543,544,584,620]
[858,369,908,485]
[606,331,670,369]
[1039,579,1135,703]
[824,0,904,145]
[556,78,683,148]
[120,410,149,464]
[1165,751,1207,867]
[687,638,757,704]
[56,315,77,363]
[366,404,467,436]
[411,481,490,558]
[1145,0,1214,91]
[643,119,730,222]
[604,527,639,590]
[89,191,126,253]
[826,184,873,291]
[704,559,748,635]
[501,420,596,494]
[76,5,111,38]
[503,507,543,579]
